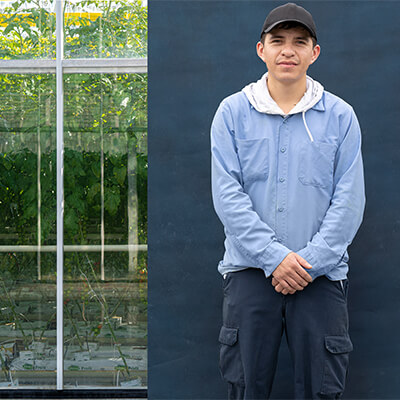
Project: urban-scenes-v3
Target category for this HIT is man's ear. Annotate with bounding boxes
[310,44,321,64]
[256,41,266,62]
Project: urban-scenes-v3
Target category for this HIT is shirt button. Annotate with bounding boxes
[280,147,286,153]
[279,177,285,182]
[278,207,284,212]
[277,238,282,243]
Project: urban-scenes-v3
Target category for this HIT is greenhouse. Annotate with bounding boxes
[0,0,148,394]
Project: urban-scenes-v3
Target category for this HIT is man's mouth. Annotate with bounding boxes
[278,61,298,66]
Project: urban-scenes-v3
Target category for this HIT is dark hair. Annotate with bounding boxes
[260,21,317,47]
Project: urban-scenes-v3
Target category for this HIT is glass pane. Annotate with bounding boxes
[0,74,57,388]
[63,73,147,388]
[64,0,147,59]
[0,1,55,60]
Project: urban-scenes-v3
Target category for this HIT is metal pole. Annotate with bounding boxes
[56,0,64,390]
[37,86,42,281]
[100,89,105,281]
[0,244,148,252]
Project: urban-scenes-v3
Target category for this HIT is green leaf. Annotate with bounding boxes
[3,22,17,36]
[113,165,126,186]
[91,162,101,178]
[64,208,79,230]
[104,186,120,216]
[87,182,100,203]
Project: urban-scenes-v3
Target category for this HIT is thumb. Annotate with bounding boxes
[294,253,312,269]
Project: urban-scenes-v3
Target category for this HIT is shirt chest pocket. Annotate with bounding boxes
[236,137,269,186]
[298,141,337,188]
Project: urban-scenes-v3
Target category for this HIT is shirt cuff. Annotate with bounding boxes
[261,241,292,278]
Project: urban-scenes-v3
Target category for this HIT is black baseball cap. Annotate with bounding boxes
[260,3,317,40]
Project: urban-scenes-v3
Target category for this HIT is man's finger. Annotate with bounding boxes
[291,262,313,283]
[294,253,313,269]
[285,266,311,286]
[274,283,283,293]
[279,276,296,291]
[291,269,312,286]
[285,276,305,291]
[274,279,297,295]
[281,287,295,295]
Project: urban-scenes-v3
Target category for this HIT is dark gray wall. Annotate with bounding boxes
[148,1,400,398]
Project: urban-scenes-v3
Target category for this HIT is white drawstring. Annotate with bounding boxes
[302,111,314,142]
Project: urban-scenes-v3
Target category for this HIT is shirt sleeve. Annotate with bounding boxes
[211,100,291,277]
[297,108,366,279]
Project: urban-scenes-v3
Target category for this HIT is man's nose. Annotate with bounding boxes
[281,45,295,57]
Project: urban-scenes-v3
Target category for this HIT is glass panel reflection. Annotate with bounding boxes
[0,74,56,388]
[64,0,147,59]
[63,73,147,388]
[0,0,55,60]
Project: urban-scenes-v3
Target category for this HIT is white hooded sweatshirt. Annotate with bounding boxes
[242,72,324,142]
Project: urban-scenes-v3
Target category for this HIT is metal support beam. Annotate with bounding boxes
[56,0,64,390]
[0,244,148,252]
[0,58,147,74]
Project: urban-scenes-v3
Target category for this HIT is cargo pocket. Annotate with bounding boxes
[298,141,336,189]
[218,326,244,386]
[236,137,269,187]
[319,334,353,398]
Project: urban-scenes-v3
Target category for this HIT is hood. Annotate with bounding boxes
[242,72,324,116]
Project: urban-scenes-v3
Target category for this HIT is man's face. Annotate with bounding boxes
[256,26,320,85]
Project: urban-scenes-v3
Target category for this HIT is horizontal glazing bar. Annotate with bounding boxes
[0,58,147,74]
[0,59,56,73]
[0,244,148,252]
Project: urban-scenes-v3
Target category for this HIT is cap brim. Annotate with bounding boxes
[262,19,316,39]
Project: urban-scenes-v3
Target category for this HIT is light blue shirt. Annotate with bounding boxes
[211,89,365,281]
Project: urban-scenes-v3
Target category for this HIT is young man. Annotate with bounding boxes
[211,3,365,399]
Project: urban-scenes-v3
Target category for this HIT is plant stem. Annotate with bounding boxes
[64,303,85,351]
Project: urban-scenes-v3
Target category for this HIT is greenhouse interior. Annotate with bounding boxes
[0,0,148,392]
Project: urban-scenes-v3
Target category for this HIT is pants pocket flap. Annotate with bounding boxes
[218,326,238,346]
[325,335,353,354]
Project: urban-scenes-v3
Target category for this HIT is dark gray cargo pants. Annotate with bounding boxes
[219,268,353,399]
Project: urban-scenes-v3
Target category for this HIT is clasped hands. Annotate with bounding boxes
[271,252,313,295]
